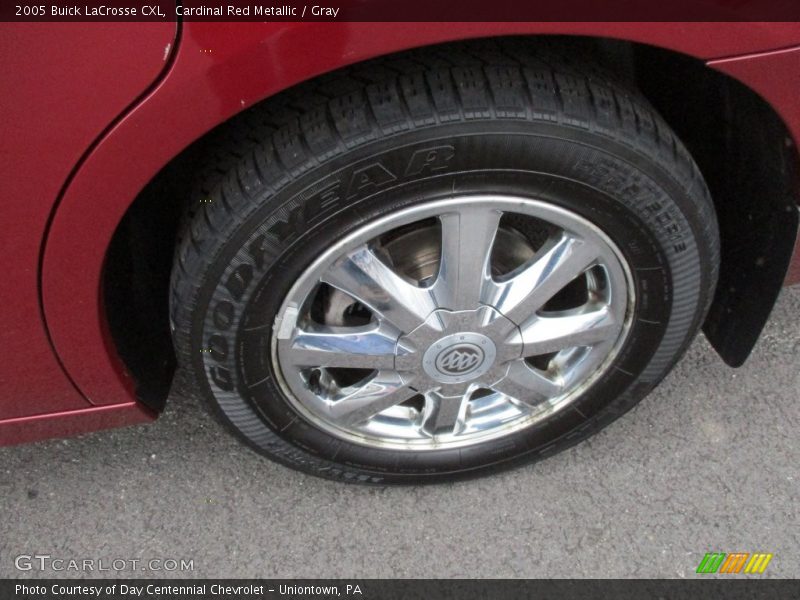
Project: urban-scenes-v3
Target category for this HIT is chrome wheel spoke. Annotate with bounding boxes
[516,306,618,356]
[486,233,599,325]
[492,360,563,407]
[321,245,438,332]
[286,323,400,370]
[328,371,416,427]
[434,207,502,309]
[420,391,465,436]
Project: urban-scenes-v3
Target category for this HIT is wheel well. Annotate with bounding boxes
[102,35,800,412]
[631,45,800,366]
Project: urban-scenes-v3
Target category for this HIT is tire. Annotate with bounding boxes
[170,41,719,484]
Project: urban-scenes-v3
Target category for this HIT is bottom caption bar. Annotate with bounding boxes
[5,580,800,599]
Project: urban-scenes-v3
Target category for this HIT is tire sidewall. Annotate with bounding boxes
[187,121,708,483]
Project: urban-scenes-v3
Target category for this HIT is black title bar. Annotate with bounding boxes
[4,0,800,22]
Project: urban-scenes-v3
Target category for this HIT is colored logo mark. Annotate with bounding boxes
[696,552,773,574]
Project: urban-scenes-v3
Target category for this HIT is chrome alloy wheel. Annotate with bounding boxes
[272,196,634,450]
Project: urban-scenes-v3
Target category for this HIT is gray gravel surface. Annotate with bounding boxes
[2,287,798,579]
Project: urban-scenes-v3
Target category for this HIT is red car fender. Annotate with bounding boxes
[0,22,175,422]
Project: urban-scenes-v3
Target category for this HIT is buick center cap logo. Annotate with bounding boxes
[421,331,497,383]
[435,344,484,375]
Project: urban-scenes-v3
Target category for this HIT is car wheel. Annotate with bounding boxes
[170,44,719,484]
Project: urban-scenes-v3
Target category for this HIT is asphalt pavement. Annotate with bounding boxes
[2,287,798,579]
